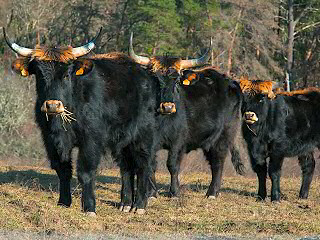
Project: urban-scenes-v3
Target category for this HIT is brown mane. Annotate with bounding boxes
[276,87,320,96]
[88,52,137,64]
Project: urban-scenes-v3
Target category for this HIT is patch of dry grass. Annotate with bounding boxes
[0,166,319,239]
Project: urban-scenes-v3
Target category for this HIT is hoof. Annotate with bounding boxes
[207,192,220,199]
[136,208,146,215]
[85,212,96,217]
[122,206,131,213]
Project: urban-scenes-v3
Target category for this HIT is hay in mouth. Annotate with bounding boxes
[45,108,76,131]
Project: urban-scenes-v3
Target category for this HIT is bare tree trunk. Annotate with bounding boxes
[286,0,295,91]
[204,0,214,66]
[227,8,242,76]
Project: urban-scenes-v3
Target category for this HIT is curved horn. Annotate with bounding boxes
[129,32,150,65]
[3,28,34,56]
[180,37,213,69]
[71,27,102,57]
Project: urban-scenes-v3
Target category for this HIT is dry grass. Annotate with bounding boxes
[0,166,319,239]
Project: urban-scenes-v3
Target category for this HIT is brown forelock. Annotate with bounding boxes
[240,79,274,97]
[239,78,254,94]
[276,87,320,96]
[150,56,182,73]
[31,46,77,63]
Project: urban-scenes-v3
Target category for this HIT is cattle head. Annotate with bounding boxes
[4,27,102,129]
[239,78,276,125]
[177,67,232,101]
[129,32,212,114]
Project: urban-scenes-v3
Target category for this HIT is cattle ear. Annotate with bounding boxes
[74,60,93,76]
[12,58,30,77]
[181,71,199,86]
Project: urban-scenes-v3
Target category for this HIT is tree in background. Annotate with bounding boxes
[0,0,319,86]
[278,0,320,90]
[217,0,283,80]
[125,0,183,55]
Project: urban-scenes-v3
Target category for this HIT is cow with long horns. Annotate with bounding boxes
[130,34,245,198]
[240,79,318,201]
[4,28,159,214]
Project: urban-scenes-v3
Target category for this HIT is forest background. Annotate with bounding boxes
[0,0,319,169]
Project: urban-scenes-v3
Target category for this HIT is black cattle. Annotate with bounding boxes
[129,33,245,198]
[240,79,317,201]
[177,68,245,197]
[4,28,158,214]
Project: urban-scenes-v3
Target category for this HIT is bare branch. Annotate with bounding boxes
[294,22,320,37]
[274,15,288,21]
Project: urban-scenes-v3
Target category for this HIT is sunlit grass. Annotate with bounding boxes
[0,166,319,239]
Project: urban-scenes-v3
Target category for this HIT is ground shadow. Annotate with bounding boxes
[0,169,121,194]
[0,169,257,200]
[186,183,257,198]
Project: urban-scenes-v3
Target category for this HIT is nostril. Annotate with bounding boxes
[164,104,173,110]
[41,101,48,112]
[47,103,54,111]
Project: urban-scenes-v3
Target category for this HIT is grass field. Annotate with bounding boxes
[0,165,319,239]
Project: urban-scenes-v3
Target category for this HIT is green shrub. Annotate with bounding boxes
[0,79,29,135]
[0,71,45,161]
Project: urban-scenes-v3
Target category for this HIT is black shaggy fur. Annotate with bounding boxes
[15,53,158,213]
[150,67,245,198]
[242,91,318,201]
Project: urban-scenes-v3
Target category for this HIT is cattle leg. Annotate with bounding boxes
[120,168,135,211]
[204,146,228,198]
[53,161,73,207]
[298,153,315,199]
[268,156,284,202]
[147,158,158,198]
[135,166,151,212]
[134,144,155,213]
[77,141,101,213]
[46,143,73,207]
[167,148,185,197]
[254,163,268,201]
